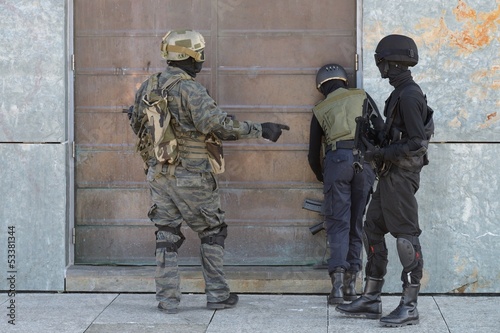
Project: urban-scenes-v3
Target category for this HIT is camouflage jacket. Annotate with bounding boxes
[131,66,263,174]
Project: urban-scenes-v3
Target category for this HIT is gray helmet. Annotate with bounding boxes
[374,34,418,67]
[315,64,348,89]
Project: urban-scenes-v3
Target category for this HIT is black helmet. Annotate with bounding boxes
[316,64,348,89]
[374,34,418,67]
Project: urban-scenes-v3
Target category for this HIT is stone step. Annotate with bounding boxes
[66,265,346,294]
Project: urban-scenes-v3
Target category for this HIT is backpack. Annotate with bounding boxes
[133,72,192,169]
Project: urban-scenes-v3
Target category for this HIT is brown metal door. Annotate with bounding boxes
[74,0,357,265]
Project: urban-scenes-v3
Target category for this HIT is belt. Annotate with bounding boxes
[326,140,355,152]
[336,140,355,149]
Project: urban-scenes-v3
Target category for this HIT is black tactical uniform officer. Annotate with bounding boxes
[336,34,431,327]
[308,64,380,305]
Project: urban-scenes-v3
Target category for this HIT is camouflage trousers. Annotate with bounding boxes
[148,165,230,308]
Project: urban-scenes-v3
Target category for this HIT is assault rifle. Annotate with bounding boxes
[302,198,325,235]
[122,105,133,120]
[352,98,370,173]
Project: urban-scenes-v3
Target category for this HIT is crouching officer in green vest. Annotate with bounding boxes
[129,29,289,314]
[308,64,382,306]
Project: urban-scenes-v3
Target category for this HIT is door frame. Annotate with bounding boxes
[67,0,75,267]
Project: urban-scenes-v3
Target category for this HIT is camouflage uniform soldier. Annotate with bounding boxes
[129,29,289,314]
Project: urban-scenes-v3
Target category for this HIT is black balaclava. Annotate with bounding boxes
[377,60,411,87]
[320,79,347,97]
[169,58,203,78]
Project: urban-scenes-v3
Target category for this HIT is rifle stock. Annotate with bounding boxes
[352,98,369,173]
[123,105,134,120]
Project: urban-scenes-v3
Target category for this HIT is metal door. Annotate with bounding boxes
[74,0,357,265]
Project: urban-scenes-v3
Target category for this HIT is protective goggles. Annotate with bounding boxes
[374,53,385,65]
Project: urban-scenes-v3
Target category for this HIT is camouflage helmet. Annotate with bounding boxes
[160,29,205,62]
[315,64,348,89]
[374,34,418,67]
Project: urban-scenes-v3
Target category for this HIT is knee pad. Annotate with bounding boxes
[362,229,386,255]
[155,225,185,253]
[201,224,227,248]
[396,235,421,272]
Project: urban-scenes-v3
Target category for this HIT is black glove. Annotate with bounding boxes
[362,137,384,163]
[261,122,290,142]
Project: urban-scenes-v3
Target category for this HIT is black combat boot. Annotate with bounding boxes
[335,276,384,319]
[207,293,239,310]
[328,267,344,305]
[343,270,358,301]
[380,284,420,327]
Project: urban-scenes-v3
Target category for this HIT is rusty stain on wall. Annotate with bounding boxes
[415,0,499,55]
[479,111,499,129]
[448,108,470,128]
[414,0,499,131]
[450,0,499,53]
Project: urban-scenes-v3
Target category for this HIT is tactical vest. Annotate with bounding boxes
[134,71,225,176]
[312,88,367,149]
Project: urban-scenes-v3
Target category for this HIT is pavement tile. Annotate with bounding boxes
[433,296,500,333]
[87,293,212,333]
[206,294,327,333]
[0,293,117,333]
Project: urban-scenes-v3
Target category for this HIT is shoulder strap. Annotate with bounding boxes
[142,72,193,111]
[366,93,381,119]
[142,73,163,107]
[383,83,421,136]
[160,72,193,93]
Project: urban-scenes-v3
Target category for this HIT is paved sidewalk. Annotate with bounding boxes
[1,293,499,332]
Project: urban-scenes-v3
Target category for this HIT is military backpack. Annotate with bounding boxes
[133,72,192,169]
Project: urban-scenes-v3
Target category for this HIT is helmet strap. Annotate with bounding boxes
[165,44,204,62]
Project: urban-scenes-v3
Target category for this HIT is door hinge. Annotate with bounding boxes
[72,141,76,158]
[72,227,76,244]
[355,53,359,71]
[71,54,75,71]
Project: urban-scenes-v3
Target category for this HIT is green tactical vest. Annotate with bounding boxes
[312,88,367,149]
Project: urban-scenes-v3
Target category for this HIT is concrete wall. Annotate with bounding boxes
[362,0,499,292]
[0,1,68,291]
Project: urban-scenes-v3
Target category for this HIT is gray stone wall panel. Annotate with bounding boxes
[0,143,67,290]
[0,0,66,142]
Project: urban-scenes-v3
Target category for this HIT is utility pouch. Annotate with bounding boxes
[205,133,225,174]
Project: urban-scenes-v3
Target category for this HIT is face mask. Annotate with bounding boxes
[194,61,204,73]
[377,60,408,79]
[377,59,389,78]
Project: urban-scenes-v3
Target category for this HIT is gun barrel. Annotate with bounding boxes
[309,221,325,235]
